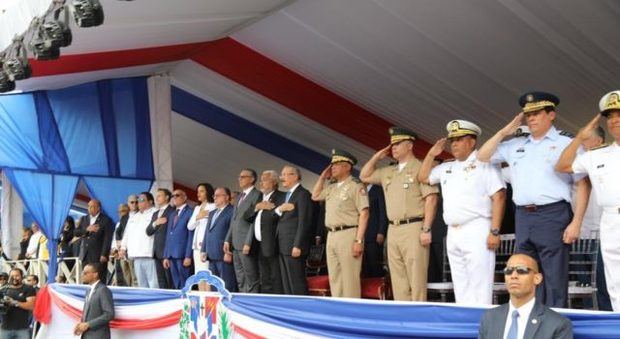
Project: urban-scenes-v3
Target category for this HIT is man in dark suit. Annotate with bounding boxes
[275,165,313,295]
[479,254,572,339]
[362,184,388,277]
[74,263,114,339]
[162,189,194,289]
[224,169,262,293]
[146,188,175,289]
[201,187,237,292]
[250,170,285,294]
[75,199,114,283]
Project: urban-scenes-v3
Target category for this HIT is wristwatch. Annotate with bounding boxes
[354,239,364,244]
[490,228,500,236]
[420,226,431,233]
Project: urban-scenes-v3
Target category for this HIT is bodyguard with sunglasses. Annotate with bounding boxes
[479,254,572,339]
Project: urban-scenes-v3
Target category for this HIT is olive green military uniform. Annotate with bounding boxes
[317,175,369,297]
[369,158,438,301]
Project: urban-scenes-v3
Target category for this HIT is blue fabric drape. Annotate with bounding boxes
[82,176,153,223]
[4,169,79,283]
[0,76,155,282]
[0,77,154,178]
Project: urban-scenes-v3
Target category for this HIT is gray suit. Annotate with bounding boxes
[225,187,262,292]
[479,300,572,339]
[81,281,115,339]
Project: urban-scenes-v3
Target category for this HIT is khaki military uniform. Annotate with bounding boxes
[317,176,369,298]
[369,158,438,301]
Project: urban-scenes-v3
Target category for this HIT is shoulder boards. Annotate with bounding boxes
[351,177,361,183]
[559,130,575,138]
[588,143,609,151]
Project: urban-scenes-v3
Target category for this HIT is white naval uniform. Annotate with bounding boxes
[429,150,506,305]
[572,142,620,311]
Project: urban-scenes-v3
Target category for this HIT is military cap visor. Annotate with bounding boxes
[330,149,357,165]
[519,91,560,114]
[389,127,417,145]
[599,90,620,117]
[446,120,481,139]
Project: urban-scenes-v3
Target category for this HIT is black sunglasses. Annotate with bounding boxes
[503,265,535,275]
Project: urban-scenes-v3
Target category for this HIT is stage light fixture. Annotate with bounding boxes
[40,5,72,48]
[2,40,32,81]
[72,0,104,28]
[29,24,61,61]
[0,69,16,93]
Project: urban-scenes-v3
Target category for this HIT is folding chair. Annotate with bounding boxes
[492,234,516,304]
[427,237,453,302]
[568,230,599,309]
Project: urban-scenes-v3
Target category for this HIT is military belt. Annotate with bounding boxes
[326,225,357,232]
[389,217,423,226]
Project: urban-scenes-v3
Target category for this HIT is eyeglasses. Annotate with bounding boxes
[503,265,535,275]
[129,201,138,204]
[172,194,182,198]
[138,198,146,202]
[238,175,252,179]
[82,270,96,276]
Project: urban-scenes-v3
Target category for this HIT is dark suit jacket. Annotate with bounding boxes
[82,281,114,339]
[365,185,388,243]
[249,190,285,257]
[201,205,234,261]
[225,187,262,251]
[146,205,175,259]
[478,300,573,339]
[163,205,194,259]
[75,213,114,263]
[114,215,129,241]
[276,185,313,256]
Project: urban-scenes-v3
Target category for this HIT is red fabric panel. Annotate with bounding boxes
[29,42,211,77]
[192,38,435,157]
[49,288,181,329]
[33,284,52,324]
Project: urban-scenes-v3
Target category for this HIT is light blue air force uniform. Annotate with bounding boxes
[488,125,585,308]
[489,126,585,205]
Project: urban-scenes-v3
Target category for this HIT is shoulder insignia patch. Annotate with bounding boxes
[359,186,367,196]
[559,130,575,138]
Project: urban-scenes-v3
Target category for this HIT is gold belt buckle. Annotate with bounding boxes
[393,219,400,226]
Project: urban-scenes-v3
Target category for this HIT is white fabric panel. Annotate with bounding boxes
[1,171,24,260]
[170,112,319,192]
[1,0,291,52]
[148,74,174,192]
[233,0,620,143]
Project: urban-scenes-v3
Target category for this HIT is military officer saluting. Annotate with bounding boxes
[556,90,620,311]
[477,91,589,308]
[312,149,369,298]
[360,127,439,301]
[418,120,506,305]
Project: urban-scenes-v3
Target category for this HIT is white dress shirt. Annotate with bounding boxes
[89,213,100,225]
[503,297,536,339]
[121,207,157,258]
[87,280,100,301]
[254,191,275,241]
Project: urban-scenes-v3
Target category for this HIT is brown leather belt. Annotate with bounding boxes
[517,200,567,213]
[327,225,357,232]
[389,217,423,226]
